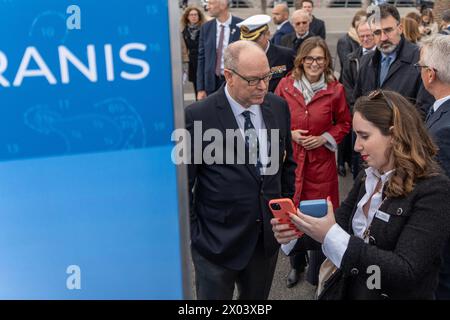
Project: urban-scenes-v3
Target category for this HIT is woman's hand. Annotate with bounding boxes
[291,129,310,145]
[302,135,327,150]
[270,218,302,244]
[289,197,336,244]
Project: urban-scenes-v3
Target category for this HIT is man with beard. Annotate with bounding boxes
[353,4,434,120]
[271,2,294,46]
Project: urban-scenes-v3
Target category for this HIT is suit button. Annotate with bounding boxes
[256,219,262,223]
[350,268,359,276]
[396,208,403,215]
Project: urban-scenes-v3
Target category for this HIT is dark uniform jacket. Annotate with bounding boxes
[267,43,295,93]
[353,37,435,118]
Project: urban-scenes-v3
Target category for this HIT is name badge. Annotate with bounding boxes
[375,210,390,223]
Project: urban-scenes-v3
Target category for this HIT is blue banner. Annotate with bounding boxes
[0,0,187,299]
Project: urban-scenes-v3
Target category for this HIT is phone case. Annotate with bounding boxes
[268,198,302,233]
[299,199,327,218]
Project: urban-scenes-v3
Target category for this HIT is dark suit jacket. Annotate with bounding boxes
[310,16,326,40]
[267,43,295,93]
[426,98,450,299]
[353,37,435,118]
[271,21,295,45]
[293,170,450,299]
[185,87,296,270]
[280,32,314,54]
[196,16,242,95]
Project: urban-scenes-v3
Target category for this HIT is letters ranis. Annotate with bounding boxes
[0,43,150,87]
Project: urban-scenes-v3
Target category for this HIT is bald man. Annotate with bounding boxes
[271,3,294,45]
[186,41,296,300]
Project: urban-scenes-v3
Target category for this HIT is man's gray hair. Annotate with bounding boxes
[420,35,450,85]
[224,41,264,71]
[291,9,311,23]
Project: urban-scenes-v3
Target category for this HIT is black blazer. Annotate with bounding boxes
[294,170,450,299]
[353,37,435,118]
[267,43,295,93]
[280,32,314,54]
[426,99,450,299]
[196,16,242,95]
[271,21,295,45]
[310,16,326,40]
[185,87,296,270]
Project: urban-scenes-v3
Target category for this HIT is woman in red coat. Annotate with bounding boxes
[275,36,351,287]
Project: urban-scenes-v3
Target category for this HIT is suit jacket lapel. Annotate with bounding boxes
[260,99,277,183]
[427,100,450,129]
[216,88,260,182]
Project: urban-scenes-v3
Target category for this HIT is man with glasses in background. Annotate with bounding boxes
[280,9,314,53]
[354,4,434,121]
[185,40,296,299]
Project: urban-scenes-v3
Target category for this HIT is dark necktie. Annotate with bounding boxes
[426,106,435,122]
[379,56,392,85]
[242,111,261,174]
[215,24,225,77]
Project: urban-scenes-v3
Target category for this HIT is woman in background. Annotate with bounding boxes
[275,37,351,289]
[181,6,205,99]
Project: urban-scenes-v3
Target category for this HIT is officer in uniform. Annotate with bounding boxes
[237,15,296,92]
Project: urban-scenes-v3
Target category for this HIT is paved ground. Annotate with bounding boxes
[181,4,417,300]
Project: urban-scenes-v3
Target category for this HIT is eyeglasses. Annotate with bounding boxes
[413,63,437,72]
[367,89,395,111]
[372,24,399,37]
[294,21,309,26]
[303,56,326,65]
[229,69,273,86]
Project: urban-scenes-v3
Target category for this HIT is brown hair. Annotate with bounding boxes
[421,8,434,24]
[181,6,205,28]
[401,17,422,44]
[352,9,367,28]
[354,90,440,198]
[292,37,335,83]
[405,11,422,24]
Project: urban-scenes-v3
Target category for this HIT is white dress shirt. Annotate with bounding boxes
[432,94,450,113]
[216,14,233,76]
[282,167,395,268]
[225,85,269,173]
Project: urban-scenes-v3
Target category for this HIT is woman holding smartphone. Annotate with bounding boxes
[275,36,351,288]
[272,90,450,299]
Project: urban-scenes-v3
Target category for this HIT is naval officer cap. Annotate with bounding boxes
[237,14,271,41]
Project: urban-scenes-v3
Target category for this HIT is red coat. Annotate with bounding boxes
[275,76,351,208]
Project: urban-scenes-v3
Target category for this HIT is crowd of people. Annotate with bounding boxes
[182,0,450,300]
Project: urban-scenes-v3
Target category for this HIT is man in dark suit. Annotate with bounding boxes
[280,9,314,53]
[271,2,294,45]
[296,0,326,39]
[237,14,295,92]
[186,41,296,299]
[419,35,450,299]
[196,0,242,100]
[354,4,434,119]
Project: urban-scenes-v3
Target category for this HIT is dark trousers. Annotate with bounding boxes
[289,250,308,270]
[191,236,278,300]
[306,250,326,286]
[337,132,352,169]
